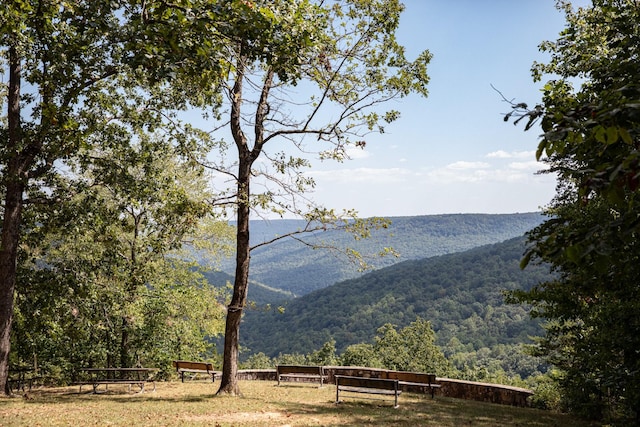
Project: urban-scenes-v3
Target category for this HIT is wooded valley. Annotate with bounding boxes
[240,236,550,358]
[195,216,554,390]
[210,212,544,301]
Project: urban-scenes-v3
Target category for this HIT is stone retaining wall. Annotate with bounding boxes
[237,367,533,407]
[237,369,276,381]
[436,377,533,407]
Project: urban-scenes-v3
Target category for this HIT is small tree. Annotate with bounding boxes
[241,352,273,369]
[307,340,338,366]
[374,318,450,374]
[340,343,383,368]
[14,129,232,374]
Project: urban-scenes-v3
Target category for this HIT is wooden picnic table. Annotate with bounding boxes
[8,367,41,393]
[76,367,158,394]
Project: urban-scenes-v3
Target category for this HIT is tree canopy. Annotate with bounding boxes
[506,0,640,422]
[0,0,236,392]
[1,0,431,396]
[174,0,431,395]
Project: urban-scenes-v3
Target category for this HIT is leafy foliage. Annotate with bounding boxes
[504,1,640,422]
[1,0,138,393]
[373,319,450,374]
[243,318,449,376]
[240,236,549,368]
[12,131,231,378]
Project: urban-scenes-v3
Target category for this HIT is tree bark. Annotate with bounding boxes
[0,46,23,395]
[217,158,251,396]
[217,53,253,396]
[216,55,276,396]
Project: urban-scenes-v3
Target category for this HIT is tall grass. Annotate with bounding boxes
[0,381,598,426]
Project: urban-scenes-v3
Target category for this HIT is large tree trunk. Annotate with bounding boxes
[0,46,23,395]
[217,54,252,395]
[0,184,24,396]
[217,158,251,396]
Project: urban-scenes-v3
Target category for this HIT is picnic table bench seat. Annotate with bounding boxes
[8,367,42,393]
[74,368,157,394]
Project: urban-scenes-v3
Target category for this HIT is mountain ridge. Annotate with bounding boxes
[217,212,544,299]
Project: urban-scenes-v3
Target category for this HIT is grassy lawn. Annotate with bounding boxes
[0,380,598,426]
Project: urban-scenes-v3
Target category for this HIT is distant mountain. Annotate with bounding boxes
[217,213,544,300]
[200,270,294,305]
[239,236,551,358]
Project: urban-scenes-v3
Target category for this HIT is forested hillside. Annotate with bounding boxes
[217,213,543,299]
[201,270,294,305]
[239,236,551,358]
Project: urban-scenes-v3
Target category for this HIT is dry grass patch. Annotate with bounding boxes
[0,380,598,426]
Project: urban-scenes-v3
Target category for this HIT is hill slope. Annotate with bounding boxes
[201,270,294,304]
[240,236,550,357]
[219,213,543,299]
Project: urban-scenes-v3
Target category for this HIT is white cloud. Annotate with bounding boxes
[509,160,545,171]
[446,161,491,170]
[345,146,371,160]
[311,160,536,187]
[295,150,558,218]
[309,167,413,184]
[486,150,535,159]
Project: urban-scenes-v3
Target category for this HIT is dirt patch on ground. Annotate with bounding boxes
[184,411,293,425]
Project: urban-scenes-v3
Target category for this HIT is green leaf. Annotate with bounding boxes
[605,126,618,144]
[618,127,633,145]
[594,125,607,143]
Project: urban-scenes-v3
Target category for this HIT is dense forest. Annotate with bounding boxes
[215,213,544,299]
[239,236,551,360]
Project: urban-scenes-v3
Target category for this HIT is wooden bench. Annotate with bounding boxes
[335,375,401,408]
[276,365,327,387]
[385,371,441,398]
[75,368,157,394]
[173,360,216,383]
[8,367,41,393]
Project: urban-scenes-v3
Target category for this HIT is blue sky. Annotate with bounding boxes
[301,0,589,218]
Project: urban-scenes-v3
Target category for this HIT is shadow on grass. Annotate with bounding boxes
[18,386,216,405]
[14,385,597,427]
[265,394,596,427]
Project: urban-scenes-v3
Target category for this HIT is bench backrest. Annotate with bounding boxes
[276,365,323,375]
[173,360,214,371]
[386,371,436,384]
[335,375,398,390]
